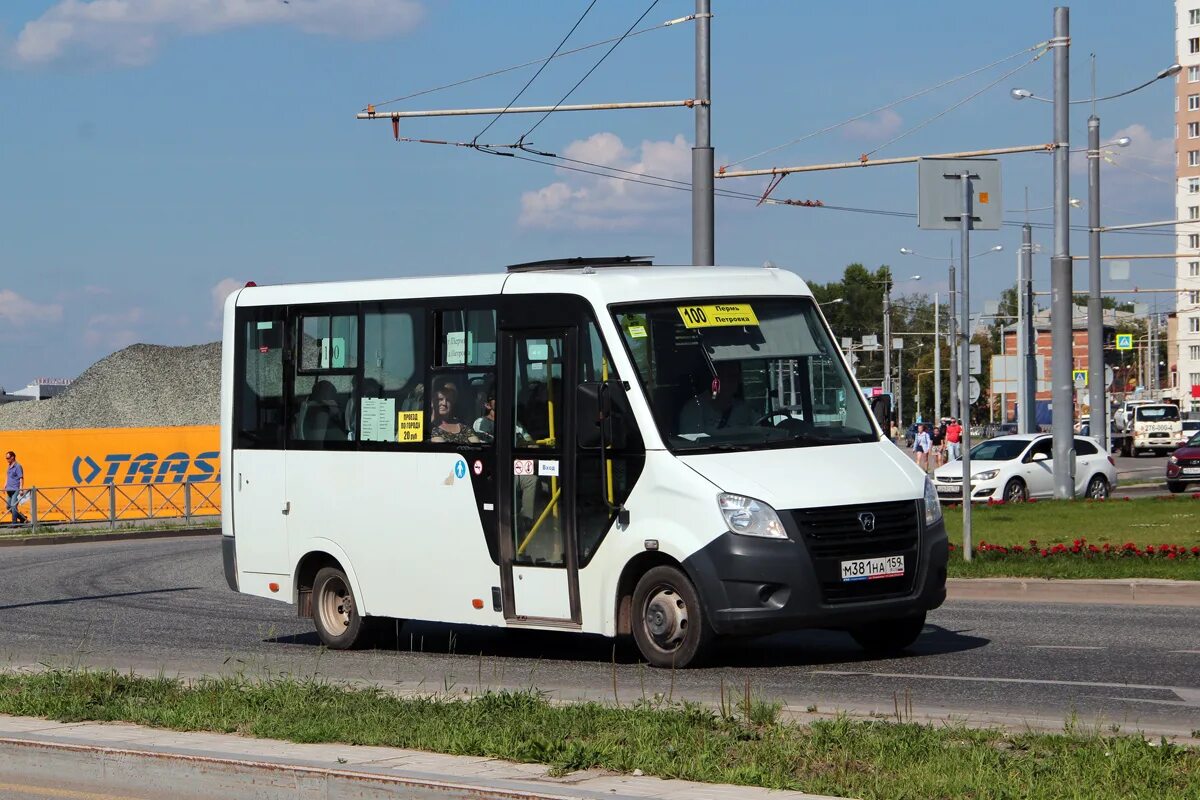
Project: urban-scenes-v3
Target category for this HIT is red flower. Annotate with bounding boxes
[1040,548,1049,557]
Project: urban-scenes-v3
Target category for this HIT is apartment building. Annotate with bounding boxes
[1178,3,1200,409]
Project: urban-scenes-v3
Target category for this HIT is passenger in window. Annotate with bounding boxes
[301,379,347,442]
[430,383,481,444]
[677,361,754,435]
[473,390,533,445]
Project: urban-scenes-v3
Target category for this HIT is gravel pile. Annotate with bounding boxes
[0,343,221,430]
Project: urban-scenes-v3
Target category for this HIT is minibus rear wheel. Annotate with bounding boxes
[848,611,927,656]
[631,566,714,668]
[313,566,367,649]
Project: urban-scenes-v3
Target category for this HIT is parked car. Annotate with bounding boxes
[1166,432,1200,493]
[1179,419,1200,446]
[932,434,1117,503]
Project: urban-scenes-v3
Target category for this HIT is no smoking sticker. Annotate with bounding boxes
[473,459,483,476]
[513,459,535,476]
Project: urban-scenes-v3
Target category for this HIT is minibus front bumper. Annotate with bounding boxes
[681,502,947,636]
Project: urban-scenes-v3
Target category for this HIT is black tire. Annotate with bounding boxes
[849,612,927,656]
[1002,478,1027,504]
[1168,481,1187,494]
[631,565,714,668]
[1085,475,1109,500]
[312,566,368,650]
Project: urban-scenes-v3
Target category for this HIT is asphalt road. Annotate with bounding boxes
[0,537,1196,739]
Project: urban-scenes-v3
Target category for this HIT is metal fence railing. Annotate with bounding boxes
[6,482,221,529]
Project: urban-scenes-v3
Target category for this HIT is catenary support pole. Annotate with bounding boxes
[1087,115,1106,450]
[883,285,892,396]
[692,0,714,266]
[959,172,973,560]
[1050,6,1075,499]
[1021,223,1037,433]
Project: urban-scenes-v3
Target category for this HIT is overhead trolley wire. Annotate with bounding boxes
[473,0,600,145]
[721,42,1047,171]
[517,0,663,145]
[364,14,692,112]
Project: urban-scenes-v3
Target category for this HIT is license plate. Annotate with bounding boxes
[1183,468,1200,476]
[936,484,961,495]
[841,555,905,582]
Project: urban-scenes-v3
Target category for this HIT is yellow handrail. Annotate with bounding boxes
[516,486,561,556]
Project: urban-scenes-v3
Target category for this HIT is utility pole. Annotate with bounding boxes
[949,260,960,421]
[693,0,714,266]
[1087,114,1106,450]
[1050,6,1074,499]
[1020,222,1037,433]
[883,283,893,396]
[957,171,975,560]
[934,292,941,420]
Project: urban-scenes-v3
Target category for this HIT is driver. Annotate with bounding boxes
[677,360,755,434]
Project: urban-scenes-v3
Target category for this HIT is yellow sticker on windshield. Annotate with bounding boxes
[677,304,759,329]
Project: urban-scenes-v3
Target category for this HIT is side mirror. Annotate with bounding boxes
[1031,451,1049,462]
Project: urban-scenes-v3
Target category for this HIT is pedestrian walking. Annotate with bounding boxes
[930,424,945,468]
[5,451,28,525]
[912,424,931,472]
[945,418,963,461]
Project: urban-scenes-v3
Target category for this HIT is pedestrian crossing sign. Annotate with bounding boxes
[1115,333,1133,351]
[1072,369,1087,388]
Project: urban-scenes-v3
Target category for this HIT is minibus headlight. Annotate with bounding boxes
[923,478,943,526]
[717,494,788,539]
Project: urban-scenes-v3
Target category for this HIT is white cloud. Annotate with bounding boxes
[519,132,692,231]
[10,0,424,68]
[1071,123,1174,216]
[210,277,242,329]
[840,109,904,142]
[84,307,144,349]
[0,290,64,326]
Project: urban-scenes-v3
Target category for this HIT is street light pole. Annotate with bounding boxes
[883,283,892,397]
[692,0,714,266]
[959,172,974,561]
[1020,223,1037,434]
[1050,6,1074,499]
[1087,115,1106,450]
[949,261,959,421]
[934,292,941,420]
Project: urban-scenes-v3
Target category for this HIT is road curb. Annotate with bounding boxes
[0,527,220,548]
[948,577,1200,606]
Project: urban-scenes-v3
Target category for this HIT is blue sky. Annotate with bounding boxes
[0,1,1180,388]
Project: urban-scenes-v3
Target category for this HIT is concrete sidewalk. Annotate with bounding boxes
[948,577,1200,606]
[0,715,844,800]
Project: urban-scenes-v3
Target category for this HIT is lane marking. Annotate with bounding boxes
[0,782,142,800]
[809,669,1193,695]
[1026,645,1104,650]
[1169,649,1200,654]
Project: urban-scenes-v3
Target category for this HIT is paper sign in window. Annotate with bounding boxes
[397,410,424,443]
[446,331,467,365]
[676,304,759,329]
[320,337,347,369]
[360,397,396,442]
[526,342,549,361]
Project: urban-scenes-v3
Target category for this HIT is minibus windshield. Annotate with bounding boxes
[614,297,878,453]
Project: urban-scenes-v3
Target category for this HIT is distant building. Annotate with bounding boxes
[1176,3,1200,404]
[2,378,72,403]
[999,306,1127,421]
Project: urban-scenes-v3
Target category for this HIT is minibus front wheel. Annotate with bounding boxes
[631,566,715,668]
[313,566,368,649]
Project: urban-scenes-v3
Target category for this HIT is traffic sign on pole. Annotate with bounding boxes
[1072,369,1087,388]
[1115,333,1133,351]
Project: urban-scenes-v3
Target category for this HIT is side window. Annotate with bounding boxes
[1074,438,1098,456]
[431,308,497,446]
[360,306,425,444]
[292,311,358,446]
[1028,438,1054,460]
[235,308,285,449]
[438,309,497,367]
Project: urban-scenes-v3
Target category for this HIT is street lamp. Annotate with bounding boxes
[900,245,1003,422]
[819,298,845,307]
[882,274,920,400]
[1011,53,1179,496]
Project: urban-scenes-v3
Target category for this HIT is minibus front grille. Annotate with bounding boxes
[790,500,920,604]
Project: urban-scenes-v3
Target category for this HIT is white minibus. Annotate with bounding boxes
[221,258,947,667]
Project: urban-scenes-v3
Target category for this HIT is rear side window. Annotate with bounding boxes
[1074,438,1098,456]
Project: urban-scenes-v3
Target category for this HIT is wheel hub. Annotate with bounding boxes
[643,587,687,651]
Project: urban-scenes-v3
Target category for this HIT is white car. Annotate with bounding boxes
[932,434,1117,503]
[1179,419,1200,446]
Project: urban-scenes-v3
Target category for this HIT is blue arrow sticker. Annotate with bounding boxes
[454,460,467,479]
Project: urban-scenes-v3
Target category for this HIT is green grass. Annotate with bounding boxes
[0,669,1195,799]
[942,497,1200,580]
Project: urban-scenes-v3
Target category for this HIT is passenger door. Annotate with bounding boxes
[497,328,581,624]
[1022,437,1056,498]
[231,306,291,576]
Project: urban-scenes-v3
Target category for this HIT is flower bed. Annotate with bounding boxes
[950,538,1200,560]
